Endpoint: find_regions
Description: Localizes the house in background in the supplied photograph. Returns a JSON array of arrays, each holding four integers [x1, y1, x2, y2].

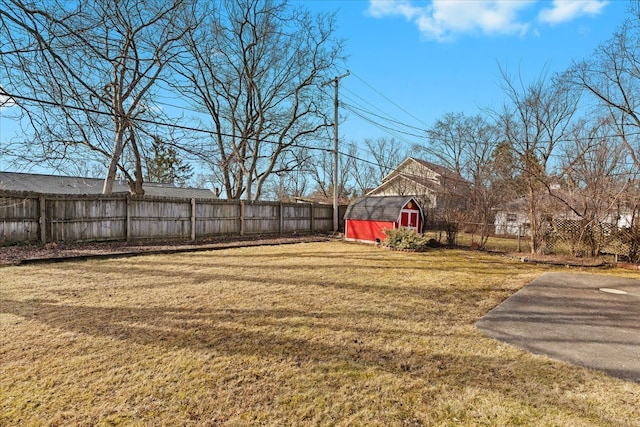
[[494, 191, 638, 238], [344, 195, 423, 243], [366, 157, 469, 223], [0, 171, 217, 198], [494, 198, 530, 236]]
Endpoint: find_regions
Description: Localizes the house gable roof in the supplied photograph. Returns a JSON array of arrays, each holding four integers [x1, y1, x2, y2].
[[345, 195, 421, 222], [0, 171, 216, 199], [380, 157, 466, 184], [412, 158, 466, 182], [366, 174, 438, 197], [368, 157, 468, 197]]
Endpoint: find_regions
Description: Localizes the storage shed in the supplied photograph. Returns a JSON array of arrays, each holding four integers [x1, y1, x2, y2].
[[344, 196, 423, 243]]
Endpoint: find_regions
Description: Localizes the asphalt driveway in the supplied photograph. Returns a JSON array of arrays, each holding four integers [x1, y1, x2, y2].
[[477, 272, 640, 383]]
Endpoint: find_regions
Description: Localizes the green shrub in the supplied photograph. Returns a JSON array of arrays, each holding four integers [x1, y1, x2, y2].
[[381, 228, 430, 250]]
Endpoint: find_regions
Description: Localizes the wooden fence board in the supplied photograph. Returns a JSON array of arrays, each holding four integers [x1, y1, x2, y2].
[[243, 202, 280, 234], [195, 201, 241, 236], [0, 191, 343, 245], [128, 198, 192, 240], [312, 205, 333, 232], [46, 196, 127, 242], [0, 195, 41, 243]]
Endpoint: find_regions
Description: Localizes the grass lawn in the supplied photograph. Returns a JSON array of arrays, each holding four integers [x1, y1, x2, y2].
[[1, 241, 640, 426]]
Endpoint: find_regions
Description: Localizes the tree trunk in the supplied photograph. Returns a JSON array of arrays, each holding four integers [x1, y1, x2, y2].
[[528, 184, 539, 254], [103, 120, 125, 194]]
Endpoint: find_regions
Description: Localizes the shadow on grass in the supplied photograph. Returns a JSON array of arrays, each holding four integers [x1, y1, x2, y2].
[[5, 296, 637, 423], [2, 296, 626, 425], [4, 247, 637, 424], [37, 248, 527, 308]]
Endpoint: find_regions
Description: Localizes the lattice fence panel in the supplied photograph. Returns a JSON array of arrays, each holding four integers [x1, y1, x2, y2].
[[546, 218, 632, 258]]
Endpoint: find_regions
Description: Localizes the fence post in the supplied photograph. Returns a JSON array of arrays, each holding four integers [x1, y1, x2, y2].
[[126, 195, 131, 242], [240, 200, 245, 237], [279, 202, 284, 235], [39, 195, 46, 244], [517, 226, 521, 252], [310, 203, 314, 233], [191, 198, 196, 241]]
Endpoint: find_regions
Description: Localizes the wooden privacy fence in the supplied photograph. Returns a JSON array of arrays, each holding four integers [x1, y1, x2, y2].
[[0, 191, 341, 245]]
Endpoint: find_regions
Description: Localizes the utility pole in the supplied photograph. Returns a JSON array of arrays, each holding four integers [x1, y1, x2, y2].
[[323, 71, 349, 233]]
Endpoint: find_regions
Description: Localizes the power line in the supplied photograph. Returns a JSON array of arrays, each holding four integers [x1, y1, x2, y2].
[[340, 86, 428, 134], [341, 101, 428, 139], [3, 90, 386, 167], [6, 91, 329, 148], [317, 70, 429, 154], [8, 90, 640, 176], [342, 97, 428, 134], [349, 70, 431, 128], [337, 69, 640, 159]]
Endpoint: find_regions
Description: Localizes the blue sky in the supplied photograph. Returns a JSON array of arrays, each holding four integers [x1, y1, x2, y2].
[[297, 0, 631, 157], [0, 0, 632, 174]]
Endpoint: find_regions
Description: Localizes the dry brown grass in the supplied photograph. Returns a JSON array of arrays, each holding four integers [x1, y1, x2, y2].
[[1, 241, 640, 426]]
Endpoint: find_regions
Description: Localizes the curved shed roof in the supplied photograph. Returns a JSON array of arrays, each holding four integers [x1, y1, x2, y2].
[[344, 195, 420, 222]]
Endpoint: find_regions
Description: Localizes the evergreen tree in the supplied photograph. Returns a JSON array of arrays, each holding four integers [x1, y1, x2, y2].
[[145, 136, 193, 187]]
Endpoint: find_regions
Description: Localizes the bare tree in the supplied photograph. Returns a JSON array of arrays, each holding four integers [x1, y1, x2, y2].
[[260, 147, 312, 201], [0, 0, 192, 194], [172, 0, 344, 200], [306, 142, 353, 201], [263, 171, 309, 201], [567, 2, 640, 169], [497, 67, 579, 254], [346, 137, 408, 196], [423, 112, 502, 248], [347, 144, 378, 197], [0, 85, 15, 107], [424, 112, 468, 176], [552, 117, 634, 256], [364, 137, 408, 181], [560, 3, 640, 259]]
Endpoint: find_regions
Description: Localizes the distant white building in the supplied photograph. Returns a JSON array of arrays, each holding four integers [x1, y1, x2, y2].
[[494, 195, 637, 237], [494, 199, 530, 236]]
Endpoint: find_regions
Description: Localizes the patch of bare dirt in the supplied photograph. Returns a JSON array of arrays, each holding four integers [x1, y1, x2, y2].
[[0, 233, 337, 266]]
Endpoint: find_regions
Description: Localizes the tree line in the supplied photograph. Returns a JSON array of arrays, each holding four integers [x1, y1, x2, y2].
[[1, 0, 344, 200], [3, 0, 640, 257], [419, 1, 640, 257]]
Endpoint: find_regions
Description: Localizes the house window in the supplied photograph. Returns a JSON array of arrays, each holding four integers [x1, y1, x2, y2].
[[506, 213, 517, 223]]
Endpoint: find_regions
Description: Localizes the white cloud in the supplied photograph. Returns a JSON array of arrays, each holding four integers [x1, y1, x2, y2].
[[0, 89, 15, 108], [427, 1, 533, 38], [367, 0, 607, 41], [538, 0, 608, 25], [368, 0, 420, 20]]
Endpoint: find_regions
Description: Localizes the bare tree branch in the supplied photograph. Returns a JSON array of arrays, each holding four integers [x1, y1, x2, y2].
[[171, 0, 344, 200]]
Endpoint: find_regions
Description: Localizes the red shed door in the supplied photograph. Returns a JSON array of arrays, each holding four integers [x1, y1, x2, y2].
[[400, 209, 420, 231]]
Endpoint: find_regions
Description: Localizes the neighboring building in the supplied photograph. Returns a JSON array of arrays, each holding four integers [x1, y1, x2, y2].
[[0, 171, 217, 198], [366, 157, 470, 223], [344, 195, 423, 243], [494, 194, 638, 237], [494, 198, 530, 236]]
